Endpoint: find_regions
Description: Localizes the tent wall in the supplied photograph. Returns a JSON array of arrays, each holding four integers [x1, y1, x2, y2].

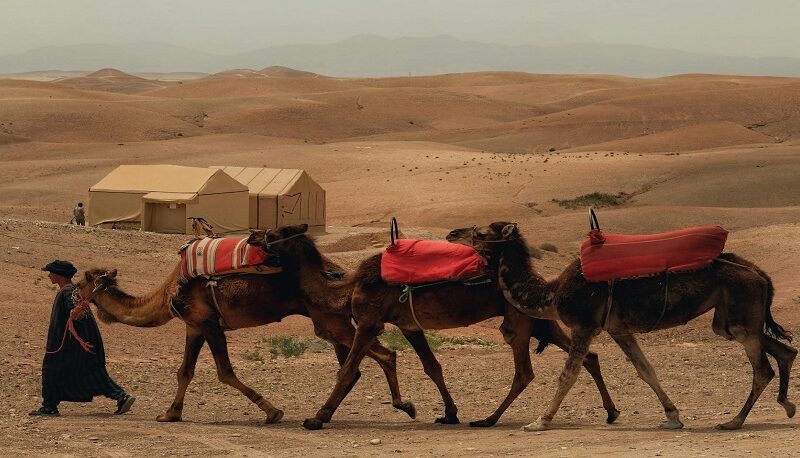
[[277, 172, 326, 228], [142, 202, 186, 234], [88, 191, 145, 226], [256, 195, 278, 229], [88, 165, 250, 234], [209, 166, 326, 230], [187, 191, 249, 235]]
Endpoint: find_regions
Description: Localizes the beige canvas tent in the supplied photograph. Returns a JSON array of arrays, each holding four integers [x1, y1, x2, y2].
[[210, 166, 326, 230], [88, 165, 249, 234]]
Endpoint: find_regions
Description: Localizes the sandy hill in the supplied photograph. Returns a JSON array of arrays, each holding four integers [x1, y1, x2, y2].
[[259, 66, 319, 78], [1, 70, 799, 149], [56, 67, 175, 94]]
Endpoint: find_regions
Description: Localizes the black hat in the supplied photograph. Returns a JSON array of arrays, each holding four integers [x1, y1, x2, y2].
[[42, 260, 77, 279]]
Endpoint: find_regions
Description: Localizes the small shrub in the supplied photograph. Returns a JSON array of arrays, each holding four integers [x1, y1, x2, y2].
[[380, 328, 496, 351], [263, 336, 310, 358], [436, 335, 497, 347], [539, 242, 558, 253], [379, 328, 411, 351], [242, 349, 264, 362], [552, 191, 631, 209]]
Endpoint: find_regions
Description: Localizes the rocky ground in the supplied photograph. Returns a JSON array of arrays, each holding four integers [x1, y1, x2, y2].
[[1, 219, 798, 457]]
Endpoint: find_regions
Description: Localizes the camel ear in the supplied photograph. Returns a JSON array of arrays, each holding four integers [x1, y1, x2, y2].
[[109, 269, 118, 278], [501, 223, 519, 239]]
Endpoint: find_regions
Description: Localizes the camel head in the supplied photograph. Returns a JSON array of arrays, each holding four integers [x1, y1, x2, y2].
[[448, 222, 521, 246], [75, 268, 120, 323], [247, 224, 309, 251], [76, 268, 119, 298], [446, 226, 476, 245], [247, 224, 320, 269], [449, 222, 529, 267]]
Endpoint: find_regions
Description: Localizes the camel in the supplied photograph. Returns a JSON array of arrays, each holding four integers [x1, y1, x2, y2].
[[75, 250, 417, 424], [461, 221, 797, 431], [247, 224, 619, 431]]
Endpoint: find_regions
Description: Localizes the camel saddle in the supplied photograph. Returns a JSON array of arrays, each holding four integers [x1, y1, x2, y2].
[[580, 224, 728, 282], [179, 236, 280, 283], [381, 239, 486, 284]]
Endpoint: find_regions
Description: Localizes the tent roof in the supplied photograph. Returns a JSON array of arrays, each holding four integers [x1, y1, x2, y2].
[[142, 192, 198, 203], [90, 165, 247, 194], [210, 166, 312, 196]]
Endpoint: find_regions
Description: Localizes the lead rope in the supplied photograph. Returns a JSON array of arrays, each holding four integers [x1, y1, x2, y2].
[[405, 288, 424, 331], [206, 279, 235, 330], [602, 279, 615, 331], [45, 281, 106, 355], [646, 270, 670, 333]]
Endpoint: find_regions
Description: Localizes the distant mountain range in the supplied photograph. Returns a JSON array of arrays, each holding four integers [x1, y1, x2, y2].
[[2, 34, 800, 77]]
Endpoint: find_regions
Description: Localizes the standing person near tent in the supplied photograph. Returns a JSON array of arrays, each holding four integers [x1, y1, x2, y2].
[[73, 203, 85, 226], [29, 260, 135, 417]]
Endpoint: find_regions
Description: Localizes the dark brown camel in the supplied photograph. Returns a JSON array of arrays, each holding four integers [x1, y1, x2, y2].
[[76, 253, 416, 423], [464, 221, 796, 431], [247, 224, 619, 430]]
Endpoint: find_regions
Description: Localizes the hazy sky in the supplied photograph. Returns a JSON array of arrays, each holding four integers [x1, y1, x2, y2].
[[2, 0, 799, 57]]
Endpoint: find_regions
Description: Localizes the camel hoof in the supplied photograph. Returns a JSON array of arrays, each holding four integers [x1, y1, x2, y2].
[[156, 413, 181, 422], [265, 409, 284, 424], [434, 415, 460, 425], [522, 419, 549, 432], [781, 401, 796, 418], [715, 420, 743, 431], [658, 420, 684, 430], [303, 418, 324, 430], [469, 418, 497, 428], [394, 401, 416, 419], [606, 408, 621, 424]]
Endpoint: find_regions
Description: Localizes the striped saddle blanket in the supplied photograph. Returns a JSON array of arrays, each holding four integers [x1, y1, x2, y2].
[[580, 225, 728, 282], [179, 237, 279, 283]]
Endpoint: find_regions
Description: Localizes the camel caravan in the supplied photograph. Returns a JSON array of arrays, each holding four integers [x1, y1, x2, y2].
[[74, 210, 796, 431]]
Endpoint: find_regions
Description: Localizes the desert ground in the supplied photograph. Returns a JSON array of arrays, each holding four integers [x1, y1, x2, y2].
[[1, 68, 799, 457]]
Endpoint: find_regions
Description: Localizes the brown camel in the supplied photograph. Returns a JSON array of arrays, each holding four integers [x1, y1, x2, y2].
[[75, 252, 417, 423], [463, 221, 796, 431], [247, 224, 619, 431]]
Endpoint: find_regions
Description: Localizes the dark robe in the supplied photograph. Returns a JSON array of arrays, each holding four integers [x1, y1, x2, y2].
[[41, 284, 125, 407]]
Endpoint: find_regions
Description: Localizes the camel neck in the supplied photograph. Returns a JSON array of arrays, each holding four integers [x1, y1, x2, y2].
[[91, 264, 180, 327], [496, 242, 551, 314]]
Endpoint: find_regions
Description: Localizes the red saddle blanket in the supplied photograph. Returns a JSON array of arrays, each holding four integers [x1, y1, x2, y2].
[[180, 237, 272, 283], [381, 239, 486, 284], [580, 226, 728, 282]]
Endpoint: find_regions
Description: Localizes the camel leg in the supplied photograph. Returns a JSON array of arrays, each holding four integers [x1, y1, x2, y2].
[[717, 332, 775, 430], [470, 316, 534, 427], [157, 327, 205, 422], [522, 326, 594, 432], [547, 322, 620, 424], [201, 323, 284, 424], [611, 334, 683, 429], [401, 329, 460, 424], [310, 310, 416, 419], [763, 334, 797, 418], [303, 323, 381, 430], [366, 342, 417, 419]]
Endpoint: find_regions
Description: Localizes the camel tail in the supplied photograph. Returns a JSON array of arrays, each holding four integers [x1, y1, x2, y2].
[[755, 265, 793, 342], [532, 319, 552, 354]]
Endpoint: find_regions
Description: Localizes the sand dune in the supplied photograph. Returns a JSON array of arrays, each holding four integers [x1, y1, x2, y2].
[[2, 70, 798, 151], [56, 68, 175, 94], [2, 69, 800, 457]]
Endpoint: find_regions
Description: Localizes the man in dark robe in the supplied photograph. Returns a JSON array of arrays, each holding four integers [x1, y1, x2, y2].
[[29, 260, 135, 417]]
